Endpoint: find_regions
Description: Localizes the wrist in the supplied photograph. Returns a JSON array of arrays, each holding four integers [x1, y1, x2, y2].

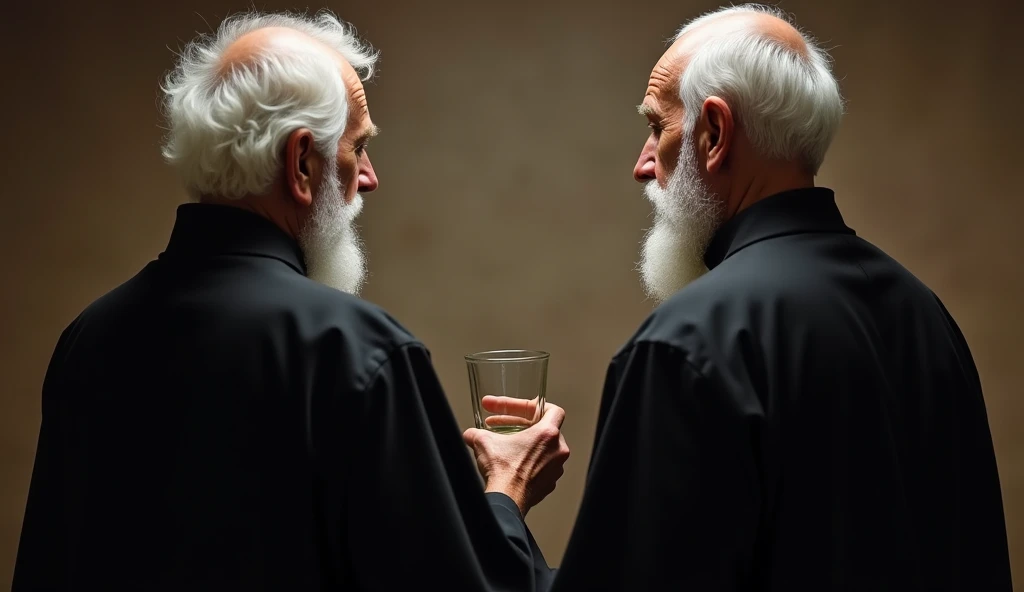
[[485, 477, 528, 516]]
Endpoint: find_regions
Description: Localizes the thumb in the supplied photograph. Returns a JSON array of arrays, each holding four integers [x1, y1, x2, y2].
[[463, 427, 488, 448]]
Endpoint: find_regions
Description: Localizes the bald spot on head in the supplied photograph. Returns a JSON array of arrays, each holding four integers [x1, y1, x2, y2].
[[645, 11, 809, 113], [217, 26, 369, 127]]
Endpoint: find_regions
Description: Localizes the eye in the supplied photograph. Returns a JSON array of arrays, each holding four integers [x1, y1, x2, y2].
[[647, 122, 663, 135], [355, 144, 366, 157]]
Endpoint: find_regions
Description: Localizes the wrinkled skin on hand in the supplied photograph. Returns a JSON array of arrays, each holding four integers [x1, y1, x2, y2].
[[463, 397, 570, 516]]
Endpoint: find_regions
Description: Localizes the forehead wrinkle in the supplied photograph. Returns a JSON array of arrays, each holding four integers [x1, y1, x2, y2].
[[349, 84, 368, 111], [650, 63, 676, 84], [646, 60, 681, 104]]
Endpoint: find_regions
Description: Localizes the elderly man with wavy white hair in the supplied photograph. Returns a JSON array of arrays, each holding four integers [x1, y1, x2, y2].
[[468, 4, 1013, 590], [13, 10, 569, 591]]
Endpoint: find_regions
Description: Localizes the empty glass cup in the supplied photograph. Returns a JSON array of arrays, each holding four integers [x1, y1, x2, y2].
[[465, 350, 548, 434]]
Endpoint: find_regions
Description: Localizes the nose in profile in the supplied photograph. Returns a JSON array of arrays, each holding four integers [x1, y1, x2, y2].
[[633, 137, 657, 183], [359, 153, 378, 193]]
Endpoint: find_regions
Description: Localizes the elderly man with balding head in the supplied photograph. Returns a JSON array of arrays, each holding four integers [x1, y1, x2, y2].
[[13, 10, 568, 591], [469, 4, 1013, 590]]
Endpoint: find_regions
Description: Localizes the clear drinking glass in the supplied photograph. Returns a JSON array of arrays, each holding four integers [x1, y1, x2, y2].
[[465, 350, 549, 434]]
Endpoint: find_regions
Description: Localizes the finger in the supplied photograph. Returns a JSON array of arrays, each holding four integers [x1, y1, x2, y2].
[[484, 415, 535, 428], [480, 395, 538, 419], [537, 402, 565, 429]]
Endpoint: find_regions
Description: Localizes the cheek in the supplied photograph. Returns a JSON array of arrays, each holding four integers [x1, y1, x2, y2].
[[336, 156, 359, 194], [655, 159, 672, 184], [654, 139, 682, 183]]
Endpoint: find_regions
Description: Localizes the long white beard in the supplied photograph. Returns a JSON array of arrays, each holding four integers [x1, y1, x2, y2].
[[639, 129, 724, 303], [298, 160, 366, 295]]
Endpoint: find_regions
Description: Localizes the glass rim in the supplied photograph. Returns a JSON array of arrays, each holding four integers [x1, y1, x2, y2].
[[465, 349, 550, 363]]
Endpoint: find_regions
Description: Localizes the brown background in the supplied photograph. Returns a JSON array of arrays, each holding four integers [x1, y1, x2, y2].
[[1, 0, 1021, 587]]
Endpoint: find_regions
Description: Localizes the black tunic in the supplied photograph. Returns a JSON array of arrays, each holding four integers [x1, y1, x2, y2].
[[14, 204, 544, 591], [550, 188, 1012, 591]]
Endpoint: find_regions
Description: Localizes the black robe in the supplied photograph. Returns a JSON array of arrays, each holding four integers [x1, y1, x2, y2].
[[550, 188, 1012, 591], [14, 204, 546, 591]]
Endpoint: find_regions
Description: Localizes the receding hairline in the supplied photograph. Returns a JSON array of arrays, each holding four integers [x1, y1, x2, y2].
[[672, 8, 811, 60], [216, 25, 353, 78]]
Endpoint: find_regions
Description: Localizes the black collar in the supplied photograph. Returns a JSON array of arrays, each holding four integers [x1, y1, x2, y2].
[[160, 203, 307, 275], [703, 187, 855, 270]]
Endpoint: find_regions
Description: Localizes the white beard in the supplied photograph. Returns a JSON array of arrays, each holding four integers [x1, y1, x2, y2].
[[298, 159, 366, 295], [639, 126, 724, 303]]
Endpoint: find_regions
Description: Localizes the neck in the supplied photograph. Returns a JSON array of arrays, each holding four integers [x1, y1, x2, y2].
[[199, 193, 302, 240], [727, 164, 815, 219]]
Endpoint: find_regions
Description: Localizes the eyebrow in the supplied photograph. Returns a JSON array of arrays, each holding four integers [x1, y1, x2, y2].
[[636, 104, 656, 117], [355, 124, 380, 145]]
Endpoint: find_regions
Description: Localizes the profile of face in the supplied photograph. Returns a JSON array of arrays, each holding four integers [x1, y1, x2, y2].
[[638, 119, 722, 303], [634, 44, 725, 303], [297, 59, 379, 296]]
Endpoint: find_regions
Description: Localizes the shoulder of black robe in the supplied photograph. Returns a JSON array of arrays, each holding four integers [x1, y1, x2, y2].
[[552, 189, 1011, 591], [13, 203, 547, 592], [344, 342, 551, 591]]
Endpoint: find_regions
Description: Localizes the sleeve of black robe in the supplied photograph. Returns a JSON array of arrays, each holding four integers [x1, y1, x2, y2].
[[344, 342, 549, 591], [487, 493, 557, 591], [550, 341, 763, 591], [12, 324, 75, 590]]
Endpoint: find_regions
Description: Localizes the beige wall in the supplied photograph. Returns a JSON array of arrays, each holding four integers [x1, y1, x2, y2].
[[2, 0, 1021, 586]]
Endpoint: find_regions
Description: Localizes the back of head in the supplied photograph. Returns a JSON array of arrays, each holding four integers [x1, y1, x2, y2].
[[676, 3, 844, 174], [160, 10, 378, 200]]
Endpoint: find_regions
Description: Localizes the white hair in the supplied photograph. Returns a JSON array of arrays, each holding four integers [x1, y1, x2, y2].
[[160, 10, 379, 199], [674, 3, 844, 174]]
